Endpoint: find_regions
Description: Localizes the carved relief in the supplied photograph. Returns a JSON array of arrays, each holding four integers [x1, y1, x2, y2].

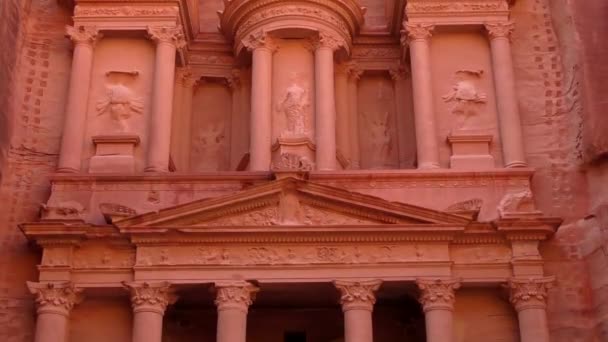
[[507, 277, 555, 311], [271, 153, 314, 172], [193, 125, 226, 171], [65, 25, 102, 45], [277, 83, 310, 138], [96, 83, 144, 132], [27, 282, 83, 314], [242, 30, 278, 51], [497, 189, 539, 217], [365, 111, 393, 168], [215, 282, 259, 311], [199, 206, 279, 226], [123, 282, 177, 313], [41, 248, 71, 267], [416, 278, 461, 311], [402, 23, 435, 43], [99, 202, 137, 223], [40, 201, 85, 220], [75, 6, 179, 17], [442, 70, 487, 129], [446, 198, 483, 212], [334, 280, 382, 311], [147, 26, 186, 48], [406, 1, 508, 14], [485, 21, 515, 40], [300, 205, 377, 225], [73, 246, 136, 269]]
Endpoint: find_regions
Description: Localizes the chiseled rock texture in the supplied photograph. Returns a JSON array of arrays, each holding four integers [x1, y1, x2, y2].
[[0, 0, 607, 341]]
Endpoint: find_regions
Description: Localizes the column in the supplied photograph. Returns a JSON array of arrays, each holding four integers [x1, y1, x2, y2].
[[229, 69, 243, 170], [416, 278, 461, 342], [243, 32, 276, 171], [485, 22, 527, 168], [145, 26, 185, 172], [27, 282, 83, 342], [508, 277, 555, 342], [347, 64, 363, 169], [335, 63, 351, 166], [180, 73, 198, 171], [334, 280, 382, 342], [215, 281, 259, 342], [314, 32, 343, 171], [390, 66, 415, 169], [124, 282, 177, 342], [403, 23, 440, 169], [57, 26, 101, 173]]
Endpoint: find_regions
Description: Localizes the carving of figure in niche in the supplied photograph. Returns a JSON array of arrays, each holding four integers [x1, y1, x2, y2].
[[366, 111, 393, 168], [96, 83, 144, 132], [277, 82, 310, 138], [194, 124, 225, 171], [442, 69, 487, 129]]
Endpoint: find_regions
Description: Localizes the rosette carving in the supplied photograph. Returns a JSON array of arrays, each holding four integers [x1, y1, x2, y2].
[[402, 23, 435, 43], [27, 282, 83, 315], [65, 25, 102, 46], [214, 281, 259, 312], [334, 280, 382, 311], [485, 21, 515, 40], [123, 281, 177, 314], [507, 277, 555, 311], [147, 25, 186, 48], [416, 278, 461, 312]]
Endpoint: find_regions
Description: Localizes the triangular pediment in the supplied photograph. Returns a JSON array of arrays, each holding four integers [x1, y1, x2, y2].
[[115, 178, 471, 228]]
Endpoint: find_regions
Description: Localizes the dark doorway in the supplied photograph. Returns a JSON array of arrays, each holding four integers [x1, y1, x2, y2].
[[284, 331, 306, 342]]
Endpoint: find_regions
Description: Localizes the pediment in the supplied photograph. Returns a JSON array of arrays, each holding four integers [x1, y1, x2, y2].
[[114, 178, 471, 228]]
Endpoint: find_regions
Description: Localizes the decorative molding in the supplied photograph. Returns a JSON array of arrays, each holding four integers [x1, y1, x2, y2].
[[74, 5, 179, 17], [334, 280, 382, 311], [27, 282, 83, 315], [416, 278, 461, 312], [214, 281, 259, 312], [123, 281, 177, 314], [485, 21, 515, 40], [65, 25, 102, 46], [406, 1, 509, 14], [147, 25, 186, 48], [271, 153, 314, 172], [507, 277, 555, 311]]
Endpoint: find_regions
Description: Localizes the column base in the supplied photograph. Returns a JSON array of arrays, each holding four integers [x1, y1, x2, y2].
[[447, 130, 495, 169], [417, 162, 441, 169], [56, 167, 80, 173], [505, 161, 528, 168], [89, 134, 140, 173]]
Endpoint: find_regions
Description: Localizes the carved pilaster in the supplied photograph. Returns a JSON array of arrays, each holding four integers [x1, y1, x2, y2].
[[242, 30, 278, 52], [416, 278, 461, 312], [507, 277, 555, 311], [402, 23, 435, 43], [227, 69, 242, 91], [214, 281, 259, 313], [27, 281, 83, 316], [312, 32, 346, 51], [65, 25, 102, 46], [485, 21, 515, 40], [124, 281, 177, 314], [147, 25, 186, 48], [334, 280, 382, 311]]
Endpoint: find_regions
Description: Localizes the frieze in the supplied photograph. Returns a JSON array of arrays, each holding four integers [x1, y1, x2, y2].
[[74, 6, 179, 17], [406, 1, 509, 14], [73, 246, 136, 269], [352, 46, 401, 59], [135, 244, 449, 266]]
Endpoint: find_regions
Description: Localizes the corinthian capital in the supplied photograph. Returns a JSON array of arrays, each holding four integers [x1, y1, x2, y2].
[[27, 281, 83, 315], [334, 280, 382, 311], [416, 278, 461, 312], [123, 281, 177, 314], [147, 25, 186, 48], [65, 25, 102, 46], [507, 276, 555, 311], [214, 281, 259, 312], [402, 23, 435, 43], [312, 32, 346, 51], [242, 30, 278, 52], [485, 21, 515, 40]]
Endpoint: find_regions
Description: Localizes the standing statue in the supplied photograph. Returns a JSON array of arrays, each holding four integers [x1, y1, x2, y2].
[[194, 124, 225, 171], [367, 111, 393, 168], [277, 83, 310, 137]]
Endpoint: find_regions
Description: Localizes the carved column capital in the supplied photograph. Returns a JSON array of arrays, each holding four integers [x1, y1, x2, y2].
[[416, 278, 461, 312], [485, 21, 515, 40], [334, 280, 382, 312], [402, 23, 435, 43], [312, 32, 346, 51], [227, 69, 242, 91], [507, 277, 555, 311], [27, 281, 83, 316], [147, 25, 186, 49], [65, 25, 102, 46], [243, 30, 278, 52], [176, 67, 198, 87], [346, 62, 363, 81], [389, 66, 410, 81], [214, 281, 259, 312], [123, 281, 177, 314]]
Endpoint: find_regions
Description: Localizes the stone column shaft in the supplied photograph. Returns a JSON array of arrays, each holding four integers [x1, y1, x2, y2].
[[335, 280, 381, 342], [145, 26, 184, 172], [347, 67, 362, 169], [508, 277, 554, 342], [57, 26, 101, 173], [229, 70, 243, 170], [390, 67, 413, 169], [404, 23, 440, 169], [215, 282, 258, 342], [417, 278, 461, 342], [125, 282, 176, 342], [486, 22, 527, 168], [335, 65, 350, 164], [246, 34, 275, 171], [27, 282, 83, 342], [180, 76, 196, 171]]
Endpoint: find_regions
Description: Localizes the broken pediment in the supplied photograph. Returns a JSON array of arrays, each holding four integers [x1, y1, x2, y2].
[[114, 177, 471, 228]]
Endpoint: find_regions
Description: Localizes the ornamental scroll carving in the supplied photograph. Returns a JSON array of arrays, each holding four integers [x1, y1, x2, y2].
[[74, 6, 179, 17], [123, 281, 177, 313], [334, 280, 382, 311], [402, 23, 434, 43], [416, 278, 461, 311], [485, 21, 515, 40], [507, 277, 555, 311], [147, 26, 186, 48], [27, 282, 83, 314], [214, 282, 259, 312], [406, 1, 508, 13], [65, 25, 102, 45], [312, 32, 346, 51], [242, 30, 278, 52]]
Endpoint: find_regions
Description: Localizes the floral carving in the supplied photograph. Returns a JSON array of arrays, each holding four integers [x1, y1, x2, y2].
[[485, 21, 515, 40], [147, 25, 186, 48], [416, 278, 461, 312], [402, 23, 435, 42], [334, 280, 382, 311], [65, 25, 102, 45], [312, 32, 345, 51], [75, 6, 179, 17], [96, 84, 144, 132], [201, 207, 279, 226], [406, 1, 508, 13], [507, 277, 555, 311], [215, 282, 259, 311], [242, 30, 278, 52], [271, 153, 314, 172], [123, 282, 176, 313], [27, 282, 83, 314]]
